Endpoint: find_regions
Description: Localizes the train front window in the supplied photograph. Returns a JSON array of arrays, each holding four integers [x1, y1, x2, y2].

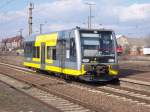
[[80, 31, 115, 57]]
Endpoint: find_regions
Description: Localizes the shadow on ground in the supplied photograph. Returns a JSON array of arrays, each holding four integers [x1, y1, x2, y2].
[[118, 68, 149, 78]]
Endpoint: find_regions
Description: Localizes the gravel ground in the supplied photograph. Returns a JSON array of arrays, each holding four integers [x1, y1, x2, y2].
[[0, 81, 58, 112], [118, 60, 150, 81], [1, 54, 150, 112], [0, 64, 150, 112], [0, 55, 23, 67]]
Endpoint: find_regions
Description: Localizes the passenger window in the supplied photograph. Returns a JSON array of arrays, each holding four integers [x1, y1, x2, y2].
[[36, 47, 40, 58], [25, 42, 33, 57], [70, 38, 76, 57], [47, 46, 56, 60], [47, 46, 52, 59], [52, 48, 56, 60], [69, 31, 76, 62], [33, 46, 40, 58]]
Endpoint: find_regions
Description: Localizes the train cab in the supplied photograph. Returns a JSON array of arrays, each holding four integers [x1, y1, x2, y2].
[[78, 29, 119, 81]]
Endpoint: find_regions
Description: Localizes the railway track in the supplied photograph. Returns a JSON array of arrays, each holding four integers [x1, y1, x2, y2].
[[0, 62, 101, 112], [0, 74, 92, 112], [0, 62, 150, 112], [119, 78, 150, 93], [70, 82, 150, 106]]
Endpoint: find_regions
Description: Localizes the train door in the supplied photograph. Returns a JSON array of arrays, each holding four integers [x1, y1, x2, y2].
[[58, 31, 77, 72], [56, 32, 66, 73], [41, 43, 45, 68]]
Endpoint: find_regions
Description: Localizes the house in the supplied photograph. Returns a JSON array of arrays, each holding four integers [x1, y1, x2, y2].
[[116, 35, 129, 48], [116, 35, 130, 54], [1, 36, 24, 51], [117, 35, 149, 55]]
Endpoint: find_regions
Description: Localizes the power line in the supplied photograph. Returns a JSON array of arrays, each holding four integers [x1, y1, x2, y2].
[[40, 24, 43, 34]]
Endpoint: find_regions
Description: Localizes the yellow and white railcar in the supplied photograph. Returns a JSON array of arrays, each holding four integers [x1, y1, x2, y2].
[[24, 27, 119, 81]]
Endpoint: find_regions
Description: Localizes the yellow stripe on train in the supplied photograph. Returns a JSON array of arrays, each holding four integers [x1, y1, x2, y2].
[[23, 62, 40, 68], [45, 65, 85, 76]]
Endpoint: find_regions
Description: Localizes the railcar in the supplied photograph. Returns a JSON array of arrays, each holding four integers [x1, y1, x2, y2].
[[24, 27, 119, 81]]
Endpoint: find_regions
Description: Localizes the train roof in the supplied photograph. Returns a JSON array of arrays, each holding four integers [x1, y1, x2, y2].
[[78, 28, 114, 32], [25, 27, 114, 42]]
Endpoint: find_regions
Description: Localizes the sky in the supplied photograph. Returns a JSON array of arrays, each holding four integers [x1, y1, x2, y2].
[[0, 0, 150, 40]]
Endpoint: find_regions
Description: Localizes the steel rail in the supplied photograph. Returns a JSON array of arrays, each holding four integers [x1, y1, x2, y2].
[[0, 62, 150, 109]]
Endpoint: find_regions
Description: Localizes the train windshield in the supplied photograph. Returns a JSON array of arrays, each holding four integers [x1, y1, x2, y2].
[[80, 31, 115, 57]]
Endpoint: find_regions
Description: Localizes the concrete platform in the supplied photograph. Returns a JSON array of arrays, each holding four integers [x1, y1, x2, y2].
[[0, 81, 58, 112]]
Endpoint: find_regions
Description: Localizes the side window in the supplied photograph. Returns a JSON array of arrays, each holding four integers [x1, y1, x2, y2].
[[33, 46, 36, 58], [33, 46, 40, 58], [36, 47, 40, 58], [70, 38, 76, 57], [47, 46, 52, 59], [47, 46, 56, 60], [70, 31, 76, 57], [25, 42, 33, 57], [37, 47, 40, 58], [65, 31, 70, 59], [66, 33, 70, 49], [52, 48, 56, 60]]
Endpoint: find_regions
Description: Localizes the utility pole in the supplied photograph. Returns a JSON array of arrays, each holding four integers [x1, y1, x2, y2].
[[40, 24, 43, 34], [85, 3, 96, 29], [88, 16, 90, 29], [18, 28, 23, 37], [28, 3, 34, 36], [40, 21, 47, 34]]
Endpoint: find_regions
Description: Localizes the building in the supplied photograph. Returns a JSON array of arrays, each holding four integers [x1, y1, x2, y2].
[[116, 35, 129, 47], [117, 35, 149, 55], [116, 35, 130, 54], [1, 36, 24, 51]]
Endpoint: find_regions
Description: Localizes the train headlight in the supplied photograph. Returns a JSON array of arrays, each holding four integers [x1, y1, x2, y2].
[[108, 59, 115, 63], [82, 59, 89, 63]]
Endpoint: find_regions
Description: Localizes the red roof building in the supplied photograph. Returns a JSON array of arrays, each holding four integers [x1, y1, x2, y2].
[[1, 36, 24, 51]]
